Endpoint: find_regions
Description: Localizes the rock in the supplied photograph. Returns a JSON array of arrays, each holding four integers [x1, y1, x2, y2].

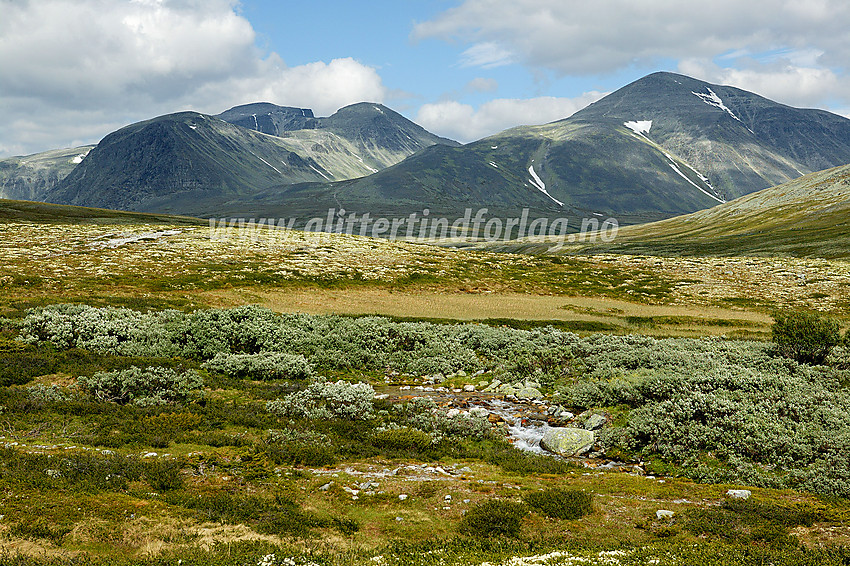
[[463, 384, 476, 392], [398, 494, 408, 501], [540, 427, 595, 456], [656, 510, 675, 520], [526, 380, 541, 389], [469, 407, 489, 417], [516, 387, 543, 400], [319, 482, 334, 491], [584, 414, 607, 430], [434, 373, 446, 383], [726, 489, 751, 499], [457, 370, 467, 377], [560, 411, 574, 420], [444, 495, 452, 501], [446, 408, 461, 418], [488, 413, 504, 423], [478, 381, 489, 388], [499, 385, 518, 396]]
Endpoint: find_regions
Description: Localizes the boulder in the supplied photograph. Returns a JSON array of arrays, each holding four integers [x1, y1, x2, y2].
[[656, 510, 675, 520], [516, 387, 544, 400], [540, 427, 595, 456], [726, 489, 751, 499], [584, 414, 607, 430]]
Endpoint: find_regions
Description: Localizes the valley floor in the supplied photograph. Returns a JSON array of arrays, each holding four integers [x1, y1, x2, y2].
[[1, 219, 850, 565]]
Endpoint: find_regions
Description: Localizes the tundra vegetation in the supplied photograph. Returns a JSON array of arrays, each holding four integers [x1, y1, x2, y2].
[[1, 219, 850, 565]]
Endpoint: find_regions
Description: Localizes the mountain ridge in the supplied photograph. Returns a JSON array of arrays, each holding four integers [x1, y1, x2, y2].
[[44, 102, 458, 213]]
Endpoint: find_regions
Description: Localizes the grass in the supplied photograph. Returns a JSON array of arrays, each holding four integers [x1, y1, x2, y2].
[[2, 216, 850, 564]]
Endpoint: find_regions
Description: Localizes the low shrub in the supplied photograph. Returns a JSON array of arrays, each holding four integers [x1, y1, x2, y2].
[[10, 519, 72, 545], [76, 366, 203, 406], [371, 426, 434, 451], [202, 352, 314, 380], [145, 459, 184, 491], [524, 487, 593, 520], [264, 441, 337, 467], [460, 499, 528, 538], [772, 309, 841, 365], [266, 379, 375, 420]]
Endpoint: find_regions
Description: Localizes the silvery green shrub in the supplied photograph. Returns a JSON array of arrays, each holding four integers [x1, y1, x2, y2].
[[266, 379, 375, 420], [557, 335, 850, 496], [19, 304, 182, 357], [202, 352, 314, 380], [76, 366, 203, 406], [26, 384, 70, 403]]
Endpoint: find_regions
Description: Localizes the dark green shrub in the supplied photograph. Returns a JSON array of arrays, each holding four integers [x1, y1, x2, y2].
[[459, 499, 527, 538], [524, 487, 593, 520], [332, 516, 360, 535], [145, 459, 184, 491], [772, 310, 841, 365], [371, 427, 433, 451], [10, 519, 71, 545], [264, 441, 337, 467]]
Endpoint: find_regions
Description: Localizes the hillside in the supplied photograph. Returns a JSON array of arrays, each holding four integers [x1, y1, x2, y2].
[[267, 72, 850, 224], [0, 146, 95, 201], [480, 163, 850, 258], [44, 103, 457, 214]]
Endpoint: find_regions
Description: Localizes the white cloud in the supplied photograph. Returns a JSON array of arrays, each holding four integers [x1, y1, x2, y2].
[[0, 0, 387, 156], [677, 58, 846, 109], [413, 0, 850, 75], [459, 42, 514, 68], [416, 92, 605, 142]]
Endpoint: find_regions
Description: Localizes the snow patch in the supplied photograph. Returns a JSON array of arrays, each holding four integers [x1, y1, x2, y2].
[[528, 165, 564, 207], [662, 151, 725, 204], [354, 154, 378, 173], [374, 105, 384, 114], [489, 161, 499, 168], [251, 152, 283, 175], [251, 114, 259, 130], [71, 151, 90, 164], [624, 120, 652, 135], [93, 230, 182, 249], [692, 87, 753, 132], [491, 146, 498, 150], [309, 164, 331, 180]]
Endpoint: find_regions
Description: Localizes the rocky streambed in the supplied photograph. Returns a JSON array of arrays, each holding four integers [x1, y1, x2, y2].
[[375, 383, 645, 474]]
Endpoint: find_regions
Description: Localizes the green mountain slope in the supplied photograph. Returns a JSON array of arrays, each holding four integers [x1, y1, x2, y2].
[[485, 163, 850, 258], [257, 72, 850, 224], [0, 198, 202, 224], [45, 103, 457, 214], [0, 146, 95, 201]]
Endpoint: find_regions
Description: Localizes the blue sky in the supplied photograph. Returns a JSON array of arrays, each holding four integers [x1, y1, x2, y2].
[[1, 0, 849, 157]]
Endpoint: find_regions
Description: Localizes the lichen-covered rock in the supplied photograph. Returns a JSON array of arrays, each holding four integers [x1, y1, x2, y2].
[[584, 414, 607, 430], [516, 387, 543, 400], [540, 427, 595, 456]]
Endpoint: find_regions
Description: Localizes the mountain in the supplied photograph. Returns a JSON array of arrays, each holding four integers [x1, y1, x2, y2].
[[41, 73, 850, 222], [0, 146, 95, 202], [44, 103, 457, 213], [252, 72, 850, 224], [482, 163, 850, 258]]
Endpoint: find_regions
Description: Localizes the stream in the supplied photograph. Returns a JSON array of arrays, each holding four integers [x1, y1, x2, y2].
[[377, 386, 559, 456]]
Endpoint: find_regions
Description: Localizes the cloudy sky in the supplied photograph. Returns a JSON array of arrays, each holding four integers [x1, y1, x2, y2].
[[2, 0, 849, 157]]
